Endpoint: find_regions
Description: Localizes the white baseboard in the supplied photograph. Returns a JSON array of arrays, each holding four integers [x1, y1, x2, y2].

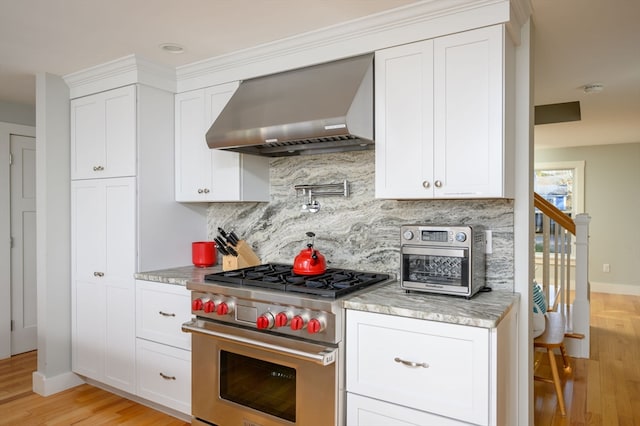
[[590, 281, 640, 296], [32, 370, 85, 396]]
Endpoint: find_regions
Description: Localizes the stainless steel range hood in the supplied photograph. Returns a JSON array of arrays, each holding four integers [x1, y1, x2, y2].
[[206, 54, 373, 157]]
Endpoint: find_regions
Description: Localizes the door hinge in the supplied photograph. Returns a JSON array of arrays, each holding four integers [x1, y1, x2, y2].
[[8, 153, 12, 166], [10, 236, 14, 248], [11, 320, 14, 331]]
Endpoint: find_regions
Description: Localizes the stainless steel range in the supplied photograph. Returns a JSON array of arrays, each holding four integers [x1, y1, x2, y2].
[[182, 263, 391, 426]]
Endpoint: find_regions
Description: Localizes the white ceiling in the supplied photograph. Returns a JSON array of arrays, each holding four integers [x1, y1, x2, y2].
[[1, 0, 638, 149]]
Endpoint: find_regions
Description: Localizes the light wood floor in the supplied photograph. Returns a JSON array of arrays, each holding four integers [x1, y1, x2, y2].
[[0, 351, 189, 425], [534, 291, 640, 425]]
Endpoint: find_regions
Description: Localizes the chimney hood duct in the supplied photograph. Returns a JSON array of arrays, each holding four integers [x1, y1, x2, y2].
[[206, 54, 374, 157]]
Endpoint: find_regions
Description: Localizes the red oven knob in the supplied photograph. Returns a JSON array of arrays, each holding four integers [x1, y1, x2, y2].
[[191, 298, 204, 311], [256, 313, 274, 329], [275, 312, 291, 327], [216, 302, 231, 316], [290, 315, 306, 331], [307, 318, 325, 334], [203, 300, 216, 313]]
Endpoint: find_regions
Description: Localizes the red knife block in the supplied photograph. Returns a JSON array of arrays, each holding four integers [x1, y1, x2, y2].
[[222, 240, 261, 271]]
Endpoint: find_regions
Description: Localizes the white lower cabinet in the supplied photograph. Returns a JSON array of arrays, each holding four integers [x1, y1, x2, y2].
[[347, 393, 470, 426], [136, 339, 191, 414], [346, 309, 518, 426], [135, 280, 192, 414], [72, 178, 136, 394]]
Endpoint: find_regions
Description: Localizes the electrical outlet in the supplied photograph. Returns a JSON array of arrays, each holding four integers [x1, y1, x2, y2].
[[485, 230, 493, 254], [603, 263, 610, 273]]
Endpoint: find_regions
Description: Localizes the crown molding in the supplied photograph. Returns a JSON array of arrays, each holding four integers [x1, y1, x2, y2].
[[176, 0, 528, 92], [63, 54, 176, 99]]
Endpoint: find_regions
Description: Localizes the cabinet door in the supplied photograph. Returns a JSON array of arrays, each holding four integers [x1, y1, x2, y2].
[[136, 339, 191, 414], [135, 280, 192, 350], [204, 83, 244, 201], [71, 177, 136, 392], [347, 393, 471, 426], [346, 310, 489, 425], [375, 40, 434, 199], [174, 90, 210, 201], [71, 85, 136, 180], [433, 25, 504, 197]]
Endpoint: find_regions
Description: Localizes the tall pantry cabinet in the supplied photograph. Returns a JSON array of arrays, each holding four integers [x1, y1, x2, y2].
[[70, 81, 205, 393]]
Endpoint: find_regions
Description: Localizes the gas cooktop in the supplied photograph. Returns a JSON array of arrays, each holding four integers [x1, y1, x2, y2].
[[204, 263, 389, 299]]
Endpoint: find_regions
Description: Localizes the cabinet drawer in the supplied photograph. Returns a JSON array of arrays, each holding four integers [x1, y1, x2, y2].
[[136, 280, 191, 349], [347, 393, 471, 426], [136, 339, 191, 414], [346, 310, 489, 425]]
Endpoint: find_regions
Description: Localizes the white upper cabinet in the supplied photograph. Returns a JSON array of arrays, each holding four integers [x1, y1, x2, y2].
[[375, 25, 513, 199], [175, 82, 270, 202], [71, 85, 136, 180]]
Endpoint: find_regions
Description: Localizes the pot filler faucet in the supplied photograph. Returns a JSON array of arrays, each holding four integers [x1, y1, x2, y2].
[[294, 180, 350, 213]]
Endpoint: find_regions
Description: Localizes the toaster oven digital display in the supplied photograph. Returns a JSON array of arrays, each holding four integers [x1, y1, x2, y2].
[[421, 230, 449, 242]]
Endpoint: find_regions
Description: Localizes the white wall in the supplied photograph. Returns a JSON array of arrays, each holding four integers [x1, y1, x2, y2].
[[0, 100, 36, 127], [33, 73, 83, 395], [536, 142, 640, 294]]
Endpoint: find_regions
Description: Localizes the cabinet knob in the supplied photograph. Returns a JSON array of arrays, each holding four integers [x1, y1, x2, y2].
[[93, 165, 104, 171], [93, 271, 104, 277], [197, 188, 204, 194], [422, 181, 431, 189], [434, 180, 443, 188], [203, 188, 210, 194]]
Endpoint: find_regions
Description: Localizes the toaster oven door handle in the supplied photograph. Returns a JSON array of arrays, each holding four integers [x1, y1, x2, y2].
[[402, 246, 467, 258], [182, 320, 337, 366]]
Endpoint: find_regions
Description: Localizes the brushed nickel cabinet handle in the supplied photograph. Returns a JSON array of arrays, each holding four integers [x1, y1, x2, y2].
[[158, 311, 176, 317], [93, 272, 104, 277], [394, 357, 429, 368], [159, 372, 176, 380]]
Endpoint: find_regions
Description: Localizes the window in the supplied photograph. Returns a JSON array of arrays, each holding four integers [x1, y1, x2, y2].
[[534, 161, 585, 254]]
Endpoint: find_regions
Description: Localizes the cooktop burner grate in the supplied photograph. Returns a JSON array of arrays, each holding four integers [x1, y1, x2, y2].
[[204, 264, 389, 298]]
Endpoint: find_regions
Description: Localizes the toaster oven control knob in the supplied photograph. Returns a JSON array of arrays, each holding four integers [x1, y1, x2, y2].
[[290, 315, 306, 331], [203, 300, 216, 313], [307, 318, 325, 334], [455, 232, 467, 242], [256, 312, 275, 329], [403, 230, 414, 241], [275, 312, 291, 327], [191, 298, 204, 311], [216, 302, 232, 316]]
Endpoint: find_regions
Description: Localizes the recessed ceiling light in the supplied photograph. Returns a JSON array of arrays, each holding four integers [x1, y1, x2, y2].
[[583, 83, 604, 94], [159, 43, 185, 54]]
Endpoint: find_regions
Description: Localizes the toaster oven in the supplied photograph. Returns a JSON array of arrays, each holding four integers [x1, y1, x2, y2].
[[400, 225, 486, 298]]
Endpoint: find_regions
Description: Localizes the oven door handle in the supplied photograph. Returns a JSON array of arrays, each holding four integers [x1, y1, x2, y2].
[[182, 320, 337, 366], [402, 246, 467, 258]]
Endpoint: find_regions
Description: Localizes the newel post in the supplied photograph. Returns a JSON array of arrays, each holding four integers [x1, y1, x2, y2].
[[567, 213, 591, 358]]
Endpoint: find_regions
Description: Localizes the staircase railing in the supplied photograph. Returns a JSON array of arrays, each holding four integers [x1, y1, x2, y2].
[[534, 192, 591, 358]]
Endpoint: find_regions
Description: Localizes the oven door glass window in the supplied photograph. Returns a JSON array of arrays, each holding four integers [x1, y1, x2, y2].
[[403, 253, 468, 287], [220, 350, 296, 422]]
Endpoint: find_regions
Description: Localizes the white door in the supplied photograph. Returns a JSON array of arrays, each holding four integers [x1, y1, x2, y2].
[[10, 134, 37, 355]]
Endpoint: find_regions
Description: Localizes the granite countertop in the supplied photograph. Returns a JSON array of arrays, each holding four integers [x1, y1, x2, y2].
[[135, 266, 519, 329], [134, 265, 222, 286], [343, 281, 520, 329]]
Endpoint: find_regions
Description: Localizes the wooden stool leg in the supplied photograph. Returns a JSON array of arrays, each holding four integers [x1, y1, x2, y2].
[[547, 348, 566, 416], [559, 343, 572, 373]]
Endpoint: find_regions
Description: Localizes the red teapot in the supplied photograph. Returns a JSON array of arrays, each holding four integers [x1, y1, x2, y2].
[[293, 232, 327, 276]]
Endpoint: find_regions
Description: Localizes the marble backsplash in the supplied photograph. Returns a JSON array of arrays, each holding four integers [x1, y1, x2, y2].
[[207, 150, 514, 290]]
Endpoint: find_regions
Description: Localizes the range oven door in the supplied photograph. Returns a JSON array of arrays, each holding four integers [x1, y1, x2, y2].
[[183, 319, 339, 426], [400, 246, 471, 296]]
